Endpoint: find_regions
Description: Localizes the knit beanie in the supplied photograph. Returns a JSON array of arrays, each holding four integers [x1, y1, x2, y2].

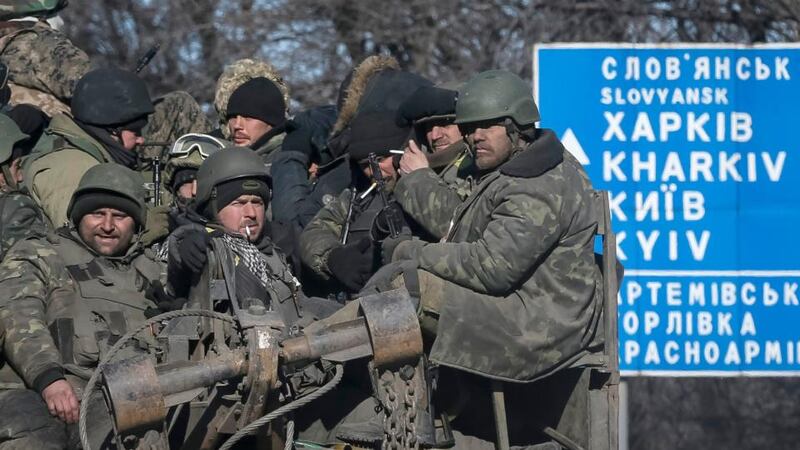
[[347, 111, 411, 162], [226, 77, 287, 127], [69, 192, 145, 230], [208, 177, 271, 217]]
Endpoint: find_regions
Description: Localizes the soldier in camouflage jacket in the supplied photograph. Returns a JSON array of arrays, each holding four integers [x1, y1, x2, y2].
[[391, 70, 603, 384], [0, 112, 47, 260], [0, 163, 162, 449]]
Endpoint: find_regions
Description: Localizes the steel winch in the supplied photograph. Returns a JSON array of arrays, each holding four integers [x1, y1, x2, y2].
[[99, 288, 423, 448]]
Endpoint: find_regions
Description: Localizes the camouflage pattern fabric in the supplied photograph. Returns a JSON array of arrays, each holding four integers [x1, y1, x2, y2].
[[0, 21, 89, 116], [141, 91, 213, 145], [394, 142, 475, 240], [0, 229, 160, 391], [298, 188, 350, 280], [392, 130, 603, 382], [0, 187, 48, 260]]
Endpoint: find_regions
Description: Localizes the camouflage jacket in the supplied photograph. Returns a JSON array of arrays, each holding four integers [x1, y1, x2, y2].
[[0, 20, 90, 116], [299, 187, 361, 281], [141, 91, 213, 145], [0, 229, 162, 393], [0, 186, 48, 260], [394, 129, 603, 382], [395, 142, 475, 240], [23, 113, 113, 227]]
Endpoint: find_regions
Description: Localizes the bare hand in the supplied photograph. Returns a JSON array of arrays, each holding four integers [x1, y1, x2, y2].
[[42, 379, 79, 424], [399, 140, 429, 175]]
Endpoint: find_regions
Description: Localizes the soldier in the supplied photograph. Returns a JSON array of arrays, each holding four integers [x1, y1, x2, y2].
[[23, 67, 154, 227], [0, 0, 89, 117], [299, 110, 421, 297], [376, 69, 604, 448], [212, 59, 290, 166], [270, 104, 339, 228], [394, 83, 474, 240], [0, 163, 163, 448], [0, 113, 47, 260], [223, 77, 288, 167], [141, 91, 213, 146], [143, 133, 230, 257], [270, 55, 402, 233], [165, 147, 335, 324], [163, 133, 229, 206]]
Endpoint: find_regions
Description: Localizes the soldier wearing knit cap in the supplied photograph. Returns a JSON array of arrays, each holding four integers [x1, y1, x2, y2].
[[299, 110, 420, 296], [225, 77, 288, 167]]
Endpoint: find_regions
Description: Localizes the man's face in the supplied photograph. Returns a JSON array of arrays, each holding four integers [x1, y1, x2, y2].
[[464, 122, 514, 170], [227, 115, 272, 147], [78, 208, 136, 256], [117, 129, 144, 151], [216, 194, 265, 242], [425, 123, 461, 152]]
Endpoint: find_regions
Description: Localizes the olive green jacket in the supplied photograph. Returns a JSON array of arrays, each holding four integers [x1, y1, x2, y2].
[[395, 142, 475, 240], [0, 229, 162, 392], [23, 113, 113, 227], [394, 130, 603, 382]]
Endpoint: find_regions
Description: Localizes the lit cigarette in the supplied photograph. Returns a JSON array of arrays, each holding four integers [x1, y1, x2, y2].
[[389, 149, 405, 155], [360, 182, 377, 199], [245, 225, 251, 238]]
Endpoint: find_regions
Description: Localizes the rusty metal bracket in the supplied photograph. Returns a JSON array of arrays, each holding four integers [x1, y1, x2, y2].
[[103, 355, 166, 435], [238, 326, 280, 427], [359, 288, 423, 369]]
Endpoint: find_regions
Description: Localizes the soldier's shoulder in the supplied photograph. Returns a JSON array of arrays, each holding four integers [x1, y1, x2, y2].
[[0, 188, 37, 204], [6, 232, 60, 257]]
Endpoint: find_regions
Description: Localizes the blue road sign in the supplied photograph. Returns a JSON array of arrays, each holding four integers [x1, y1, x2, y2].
[[534, 43, 800, 375]]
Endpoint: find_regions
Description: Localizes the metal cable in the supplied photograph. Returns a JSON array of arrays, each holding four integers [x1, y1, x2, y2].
[[284, 419, 295, 450], [79, 309, 236, 450], [220, 364, 344, 450]]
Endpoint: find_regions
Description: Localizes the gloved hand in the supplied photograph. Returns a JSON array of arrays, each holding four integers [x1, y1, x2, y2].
[[7, 103, 48, 136], [140, 204, 171, 247], [177, 229, 214, 273], [381, 227, 413, 265], [327, 238, 377, 292], [144, 280, 188, 318], [371, 202, 409, 241]]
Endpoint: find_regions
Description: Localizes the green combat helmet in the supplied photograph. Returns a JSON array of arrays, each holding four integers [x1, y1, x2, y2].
[[194, 146, 270, 213], [454, 69, 540, 126], [71, 68, 154, 127], [0, 0, 68, 20], [0, 113, 28, 165], [67, 163, 148, 229]]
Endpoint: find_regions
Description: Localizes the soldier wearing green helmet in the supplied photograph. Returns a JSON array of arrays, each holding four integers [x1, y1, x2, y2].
[[376, 69, 603, 448], [0, 162, 164, 449], [0, 112, 47, 260]]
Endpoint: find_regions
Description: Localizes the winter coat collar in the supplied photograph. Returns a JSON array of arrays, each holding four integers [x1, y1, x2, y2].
[[251, 124, 286, 157], [499, 128, 564, 178]]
